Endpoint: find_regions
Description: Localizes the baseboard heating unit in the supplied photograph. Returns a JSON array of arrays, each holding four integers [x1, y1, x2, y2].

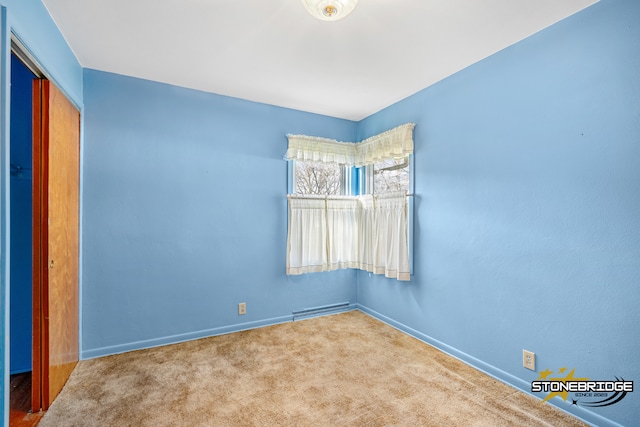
[[292, 302, 350, 321]]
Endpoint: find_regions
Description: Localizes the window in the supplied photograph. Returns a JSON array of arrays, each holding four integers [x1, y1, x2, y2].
[[293, 161, 350, 196], [374, 157, 410, 194], [284, 123, 415, 281], [358, 155, 412, 196]]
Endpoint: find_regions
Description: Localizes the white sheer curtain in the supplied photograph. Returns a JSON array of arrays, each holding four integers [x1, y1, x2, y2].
[[367, 192, 410, 281], [326, 197, 360, 271], [286, 196, 328, 275], [286, 193, 410, 281], [357, 195, 375, 273]]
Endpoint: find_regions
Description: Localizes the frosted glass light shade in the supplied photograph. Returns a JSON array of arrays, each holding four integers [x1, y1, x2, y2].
[[301, 0, 359, 21]]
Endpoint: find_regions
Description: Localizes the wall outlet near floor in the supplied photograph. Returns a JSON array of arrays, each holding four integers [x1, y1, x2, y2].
[[523, 350, 535, 370], [238, 302, 246, 315]]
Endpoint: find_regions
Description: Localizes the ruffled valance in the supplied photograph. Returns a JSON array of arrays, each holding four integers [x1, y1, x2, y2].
[[284, 123, 415, 167]]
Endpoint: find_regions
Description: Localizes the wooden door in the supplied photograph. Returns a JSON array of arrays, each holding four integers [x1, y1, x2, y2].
[[32, 79, 80, 411]]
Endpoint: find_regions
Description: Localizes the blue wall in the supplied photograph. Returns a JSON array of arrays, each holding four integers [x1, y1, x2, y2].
[[356, 0, 639, 426], [81, 69, 358, 357], [9, 53, 34, 374]]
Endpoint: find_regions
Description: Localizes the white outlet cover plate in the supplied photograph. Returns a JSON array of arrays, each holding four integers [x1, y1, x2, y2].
[[523, 350, 535, 370]]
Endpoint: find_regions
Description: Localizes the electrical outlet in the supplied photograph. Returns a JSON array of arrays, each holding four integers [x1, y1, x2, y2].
[[238, 302, 246, 315], [523, 350, 535, 371]]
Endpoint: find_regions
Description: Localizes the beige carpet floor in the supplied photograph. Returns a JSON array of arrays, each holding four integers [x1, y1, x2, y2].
[[39, 311, 587, 426]]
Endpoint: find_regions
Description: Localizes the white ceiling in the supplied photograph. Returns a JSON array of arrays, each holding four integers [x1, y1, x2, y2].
[[41, 0, 598, 121]]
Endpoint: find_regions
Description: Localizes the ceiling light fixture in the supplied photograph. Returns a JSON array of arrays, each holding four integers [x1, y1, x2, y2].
[[301, 0, 359, 21]]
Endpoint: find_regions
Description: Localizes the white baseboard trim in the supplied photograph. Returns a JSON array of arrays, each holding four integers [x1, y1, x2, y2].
[[81, 314, 293, 360], [81, 302, 358, 360]]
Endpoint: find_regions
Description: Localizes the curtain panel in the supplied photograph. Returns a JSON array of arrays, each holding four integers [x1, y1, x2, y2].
[[285, 123, 415, 167], [286, 193, 410, 281], [326, 197, 360, 271], [367, 192, 410, 281], [286, 196, 328, 275]]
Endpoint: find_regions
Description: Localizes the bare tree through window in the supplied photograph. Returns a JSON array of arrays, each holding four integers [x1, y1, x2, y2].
[[295, 161, 342, 195], [374, 157, 409, 193]]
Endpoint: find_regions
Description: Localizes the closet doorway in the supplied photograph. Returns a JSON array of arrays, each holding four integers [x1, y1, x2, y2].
[[9, 50, 38, 426], [9, 39, 80, 423]]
